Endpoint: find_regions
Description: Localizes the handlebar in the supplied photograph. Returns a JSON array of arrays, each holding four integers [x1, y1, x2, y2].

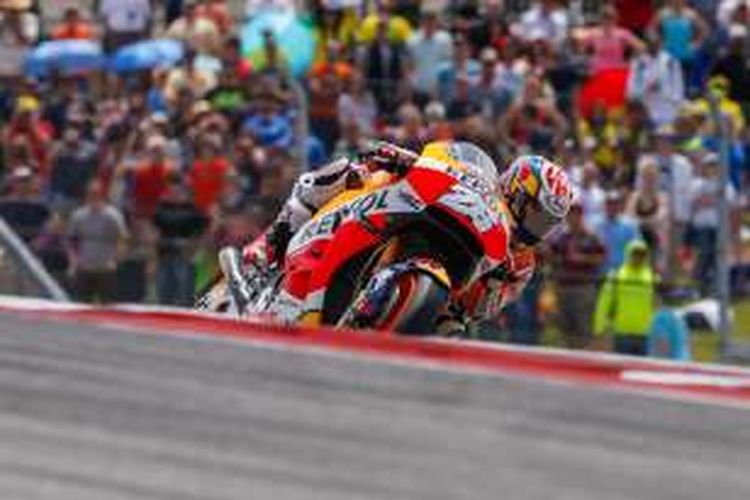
[[357, 142, 419, 175]]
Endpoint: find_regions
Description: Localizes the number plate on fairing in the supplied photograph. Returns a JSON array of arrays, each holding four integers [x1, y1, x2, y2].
[[436, 184, 499, 234]]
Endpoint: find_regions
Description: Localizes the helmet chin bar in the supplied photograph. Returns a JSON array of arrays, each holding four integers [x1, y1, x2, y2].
[[516, 225, 541, 246]]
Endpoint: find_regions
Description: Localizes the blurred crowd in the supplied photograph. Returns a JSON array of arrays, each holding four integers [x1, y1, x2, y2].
[[0, 0, 748, 353]]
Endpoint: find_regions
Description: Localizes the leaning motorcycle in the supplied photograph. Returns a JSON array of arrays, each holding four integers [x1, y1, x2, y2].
[[197, 141, 510, 335]]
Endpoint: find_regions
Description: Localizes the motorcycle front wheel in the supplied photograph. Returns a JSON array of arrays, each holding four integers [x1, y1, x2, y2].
[[337, 259, 451, 335]]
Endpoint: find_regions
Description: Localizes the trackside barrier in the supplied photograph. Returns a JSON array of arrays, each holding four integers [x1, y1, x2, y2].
[[1, 296, 750, 409]]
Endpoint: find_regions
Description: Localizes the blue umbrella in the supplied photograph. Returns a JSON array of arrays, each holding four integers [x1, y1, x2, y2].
[[110, 39, 185, 73], [25, 40, 104, 77], [241, 11, 316, 78]]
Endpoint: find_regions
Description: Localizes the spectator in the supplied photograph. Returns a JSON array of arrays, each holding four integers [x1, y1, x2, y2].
[[232, 134, 265, 196], [446, 74, 481, 122], [357, 1, 413, 45], [385, 103, 428, 151], [578, 162, 606, 230], [153, 181, 208, 306], [596, 190, 641, 273], [207, 68, 248, 118], [711, 25, 750, 107], [51, 7, 96, 40], [333, 119, 369, 159], [0, 4, 38, 45], [32, 212, 70, 288], [577, 5, 645, 73], [337, 70, 377, 137], [688, 153, 737, 296], [498, 75, 566, 157], [594, 240, 658, 356], [406, 8, 453, 103], [130, 135, 177, 219], [308, 57, 345, 154], [549, 203, 606, 349], [693, 75, 746, 138], [99, 0, 152, 52], [197, 0, 233, 34], [48, 126, 98, 214], [638, 126, 694, 276], [242, 95, 294, 150], [67, 180, 128, 303], [164, 52, 219, 105], [252, 30, 291, 84], [166, 0, 221, 55], [627, 35, 685, 127], [0, 165, 49, 242], [474, 47, 511, 120], [625, 160, 669, 266], [577, 102, 621, 185], [189, 134, 231, 214], [312, 6, 357, 63], [165, 0, 184, 26], [648, 0, 709, 91], [512, 0, 569, 49], [436, 34, 480, 104], [3, 96, 52, 176], [359, 17, 407, 116], [618, 100, 654, 184]]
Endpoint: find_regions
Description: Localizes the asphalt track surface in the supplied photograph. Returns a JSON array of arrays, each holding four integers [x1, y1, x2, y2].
[[1, 313, 750, 500]]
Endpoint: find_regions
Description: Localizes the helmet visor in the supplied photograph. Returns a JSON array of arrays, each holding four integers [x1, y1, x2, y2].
[[521, 200, 563, 243]]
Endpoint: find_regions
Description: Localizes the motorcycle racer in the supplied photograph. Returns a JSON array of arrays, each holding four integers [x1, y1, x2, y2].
[[224, 142, 574, 334]]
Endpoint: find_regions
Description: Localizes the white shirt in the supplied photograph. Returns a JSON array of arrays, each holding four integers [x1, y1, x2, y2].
[[512, 5, 569, 48], [407, 29, 453, 95], [689, 177, 736, 228], [627, 50, 685, 126], [637, 153, 694, 223], [337, 92, 377, 136], [718, 0, 750, 27], [99, 0, 151, 32]]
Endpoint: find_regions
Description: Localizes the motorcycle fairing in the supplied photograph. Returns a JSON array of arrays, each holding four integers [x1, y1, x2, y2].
[[269, 146, 511, 324]]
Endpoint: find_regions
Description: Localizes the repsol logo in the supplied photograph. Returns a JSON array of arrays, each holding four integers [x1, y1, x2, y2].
[[299, 190, 389, 242]]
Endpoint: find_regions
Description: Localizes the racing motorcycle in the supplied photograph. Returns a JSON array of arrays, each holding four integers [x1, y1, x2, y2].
[[198, 141, 511, 335]]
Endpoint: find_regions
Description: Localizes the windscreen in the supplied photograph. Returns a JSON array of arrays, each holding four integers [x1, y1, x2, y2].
[[446, 142, 500, 195]]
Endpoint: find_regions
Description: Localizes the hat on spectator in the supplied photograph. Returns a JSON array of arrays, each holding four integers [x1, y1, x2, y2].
[[424, 101, 446, 122], [151, 112, 169, 125], [701, 152, 720, 166], [146, 135, 167, 151], [605, 190, 624, 204], [729, 24, 748, 39], [11, 166, 33, 181], [654, 124, 676, 138], [16, 95, 39, 113], [189, 100, 212, 121], [708, 75, 730, 93], [480, 47, 498, 64], [420, 2, 441, 17], [0, 0, 32, 11]]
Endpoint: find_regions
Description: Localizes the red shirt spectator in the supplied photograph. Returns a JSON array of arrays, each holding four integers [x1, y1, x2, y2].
[[190, 137, 230, 213], [3, 97, 53, 177], [51, 7, 96, 40], [132, 138, 175, 218]]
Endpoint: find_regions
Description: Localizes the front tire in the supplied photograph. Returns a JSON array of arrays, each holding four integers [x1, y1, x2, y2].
[[338, 261, 451, 335]]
